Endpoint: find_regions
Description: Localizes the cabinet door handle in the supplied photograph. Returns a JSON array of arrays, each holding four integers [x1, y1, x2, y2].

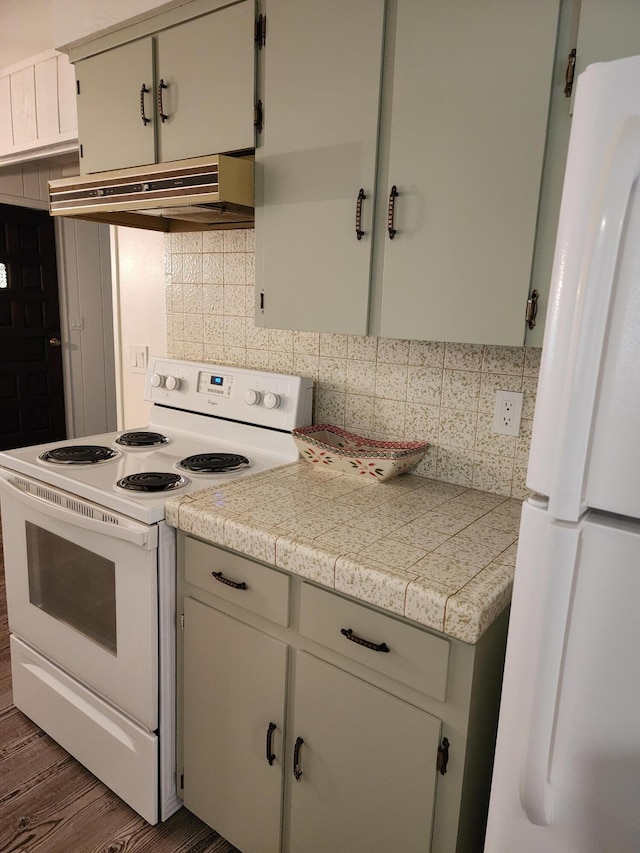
[[355, 188, 366, 240], [266, 722, 277, 765], [387, 185, 399, 239], [158, 79, 169, 123], [293, 736, 304, 780], [437, 737, 450, 775], [340, 627, 390, 653], [211, 570, 247, 590], [140, 84, 151, 126]]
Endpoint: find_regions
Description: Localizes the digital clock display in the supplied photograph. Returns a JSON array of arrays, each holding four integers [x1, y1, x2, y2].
[[211, 376, 224, 386]]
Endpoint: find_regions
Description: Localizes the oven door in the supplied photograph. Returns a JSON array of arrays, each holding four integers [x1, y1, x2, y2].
[[0, 471, 159, 730]]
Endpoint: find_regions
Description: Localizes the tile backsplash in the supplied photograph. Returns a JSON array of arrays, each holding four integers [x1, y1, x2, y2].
[[165, 229, 539, 499]]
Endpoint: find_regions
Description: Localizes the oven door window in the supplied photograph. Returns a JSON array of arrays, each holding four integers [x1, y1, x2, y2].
[[25, 521, 117, 654]]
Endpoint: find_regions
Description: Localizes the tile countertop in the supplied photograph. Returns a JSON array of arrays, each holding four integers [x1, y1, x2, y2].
[[166, 461, 521, 644]]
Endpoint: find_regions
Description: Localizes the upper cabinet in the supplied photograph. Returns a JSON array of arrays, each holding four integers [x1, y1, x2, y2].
[[255, 0, 385, 335], [255, 0, 561, 344], [373, 0, 560, 346], [526, 0, 640, 345], [74, 1, 255, 174]]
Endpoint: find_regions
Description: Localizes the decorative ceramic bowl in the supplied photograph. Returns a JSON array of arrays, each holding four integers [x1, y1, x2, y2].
[[292, 424, 428, 481]]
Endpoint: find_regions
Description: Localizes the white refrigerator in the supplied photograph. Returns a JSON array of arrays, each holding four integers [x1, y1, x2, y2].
[[485, 55, 640, 852]]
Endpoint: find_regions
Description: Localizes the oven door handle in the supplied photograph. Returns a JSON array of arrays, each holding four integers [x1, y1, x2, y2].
[[0, 473, 158, 550]]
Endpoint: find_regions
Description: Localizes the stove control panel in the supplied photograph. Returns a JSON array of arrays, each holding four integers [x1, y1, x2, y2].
[[145, 357, 314, 431], [197, 371, 234, 398]]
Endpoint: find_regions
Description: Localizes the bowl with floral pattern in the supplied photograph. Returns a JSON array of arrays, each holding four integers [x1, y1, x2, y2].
[[291, 424, 428, 481]]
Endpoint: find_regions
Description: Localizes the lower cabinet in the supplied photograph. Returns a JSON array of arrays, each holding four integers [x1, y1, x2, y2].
[[183, 597, 441, 853], [178, 535, 508, 853], [287, 652, 441, 853], [182, 597, 287, 853]]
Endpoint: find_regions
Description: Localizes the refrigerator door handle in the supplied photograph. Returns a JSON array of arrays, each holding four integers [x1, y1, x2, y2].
[[520, 522, 581, 825], [549, 116, 640, 520]]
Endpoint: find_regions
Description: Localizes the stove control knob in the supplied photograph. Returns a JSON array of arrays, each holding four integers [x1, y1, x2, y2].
[[244, 388, 262, 406], [263, 392, 281, 410], [151, 373, 165, 388], [165, 375, 182, 391]]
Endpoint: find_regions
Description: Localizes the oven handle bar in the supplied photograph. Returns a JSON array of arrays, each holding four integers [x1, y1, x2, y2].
[[0, 473, 157, 550]]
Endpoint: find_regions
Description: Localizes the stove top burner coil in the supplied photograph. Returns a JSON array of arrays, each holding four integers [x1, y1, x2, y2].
[[40, 445, 119, 464], [116, 431, 169, 447], [117, 472, 188, 492], [178, 453, 251, 474]]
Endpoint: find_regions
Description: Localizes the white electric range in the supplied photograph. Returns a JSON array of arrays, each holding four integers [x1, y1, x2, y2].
[[0, 357, 313, 824]]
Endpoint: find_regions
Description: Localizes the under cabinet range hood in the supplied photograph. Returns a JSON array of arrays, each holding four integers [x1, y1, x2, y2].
[[48, 155, 254, 232]]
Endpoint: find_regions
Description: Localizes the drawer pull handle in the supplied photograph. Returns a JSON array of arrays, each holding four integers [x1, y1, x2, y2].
[[340, 627, 390, 653], [266, 722, 277, 766], [293, 736, 304, 780], [355, 188, 366, 240], [211, 571, 247, 590]]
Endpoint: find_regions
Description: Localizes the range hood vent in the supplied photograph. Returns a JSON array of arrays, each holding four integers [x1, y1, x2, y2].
[[48, 155, 254, 232]]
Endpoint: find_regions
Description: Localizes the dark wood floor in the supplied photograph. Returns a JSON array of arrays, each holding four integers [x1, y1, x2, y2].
[[0, 526, 240, 853]]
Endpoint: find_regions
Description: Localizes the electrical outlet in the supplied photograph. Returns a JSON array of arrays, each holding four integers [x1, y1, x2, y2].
[[492, 390, 523, 436]]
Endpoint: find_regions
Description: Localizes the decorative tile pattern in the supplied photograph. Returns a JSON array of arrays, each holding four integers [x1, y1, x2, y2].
[[164, 229, 542, 499], [166, 461, 522, 642]]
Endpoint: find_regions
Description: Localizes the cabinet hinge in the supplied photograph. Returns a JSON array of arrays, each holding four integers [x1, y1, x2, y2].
[[76, 80, 80, 95], [260, 290, 265, 313], [255, 13, 266, 48], [564, 48, 577, 97], [180, 772, 184, 789], [254, 99, 264, 134], [526, 289, 539, 330], [180, 613, 185, 630], [437, 737, 450, 775], [80, 144, 83, 159]]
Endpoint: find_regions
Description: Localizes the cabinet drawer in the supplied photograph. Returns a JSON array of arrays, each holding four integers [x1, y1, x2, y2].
[[184, 538, 290, 627], [299, 583, 450, 701]]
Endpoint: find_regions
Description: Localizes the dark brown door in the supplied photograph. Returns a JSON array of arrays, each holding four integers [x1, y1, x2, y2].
[[0, 203, 66, 449]]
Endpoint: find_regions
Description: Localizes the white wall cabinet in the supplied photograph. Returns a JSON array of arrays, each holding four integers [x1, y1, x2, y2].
[[178, 535, 509, 853], [256, 0, 561, 345], [0, 50, 77, 167], [74, 1, 255, 174]]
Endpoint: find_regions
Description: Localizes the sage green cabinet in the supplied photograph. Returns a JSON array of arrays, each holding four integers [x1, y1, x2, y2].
[[182, 597, 287, 853], [178, 535, 510, 853], [256, 0, 561, 345], [288, 652, 441, 853], [255, 0, 386, 334], [372, 0, 560, 345], [75, 2, 255, 174], [526, 0, 640, 345]]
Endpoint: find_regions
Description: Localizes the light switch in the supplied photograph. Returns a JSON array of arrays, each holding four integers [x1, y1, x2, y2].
[[130, 345, 148, 374]]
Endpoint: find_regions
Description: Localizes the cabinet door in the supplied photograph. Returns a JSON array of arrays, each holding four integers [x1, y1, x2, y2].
[[76, 38, 156, 174], [255, 0, 385, 334], [376, 0, 560, 345], [527, 0, 640, 347], [182, 597, 287, 853], [573, 0, 640, 80], [156, 2, 255, 164], [288, 652, 442, 853]]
